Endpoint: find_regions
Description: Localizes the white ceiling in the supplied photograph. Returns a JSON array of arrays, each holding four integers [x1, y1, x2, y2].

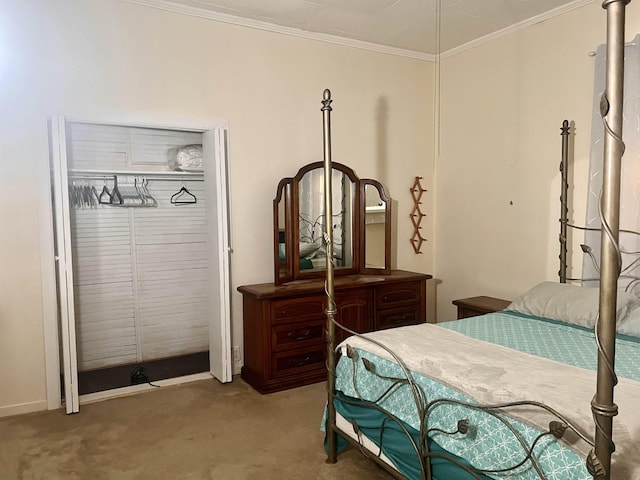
[[140, 0, 591, 56]]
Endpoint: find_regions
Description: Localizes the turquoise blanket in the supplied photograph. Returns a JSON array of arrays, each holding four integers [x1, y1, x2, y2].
[[439, 311, 640, 381]]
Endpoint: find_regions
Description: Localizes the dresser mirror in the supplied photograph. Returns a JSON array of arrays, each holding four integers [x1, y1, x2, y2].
[[274, 162, 391, 284], [362, 179, 391, 273]]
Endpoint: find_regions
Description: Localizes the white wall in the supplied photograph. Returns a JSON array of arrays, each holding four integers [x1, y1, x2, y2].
[[435, 1, 640, 320], [0, 0, 434, 415]]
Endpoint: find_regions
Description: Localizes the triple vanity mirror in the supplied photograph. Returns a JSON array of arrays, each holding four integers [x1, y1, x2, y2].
[[273, 162, 391, 284]]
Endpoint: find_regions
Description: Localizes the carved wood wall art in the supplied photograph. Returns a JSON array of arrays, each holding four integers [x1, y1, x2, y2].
[[410, 176, 427, 254]]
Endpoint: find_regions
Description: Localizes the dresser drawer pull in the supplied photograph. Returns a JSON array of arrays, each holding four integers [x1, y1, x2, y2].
[[289, 355, 312, 367], [288, 329, 311, 341], [389, 314, 412, 324], [273, 300, 325, 319], [379, 290, 418, 305]]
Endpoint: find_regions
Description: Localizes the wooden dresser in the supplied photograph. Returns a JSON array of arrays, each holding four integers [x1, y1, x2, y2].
[[238, 270, 432, 393]]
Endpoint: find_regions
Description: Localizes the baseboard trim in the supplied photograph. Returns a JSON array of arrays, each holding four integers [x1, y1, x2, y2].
[[79, 372, 214, 405], [0, 373, 218, 417], [0, 399, 48, 418]]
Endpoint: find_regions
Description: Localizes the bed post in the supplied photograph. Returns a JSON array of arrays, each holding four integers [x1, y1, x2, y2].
[[322, 89, 338, 464], [590, 1, 629, 479], [559, 119, 570, 283]]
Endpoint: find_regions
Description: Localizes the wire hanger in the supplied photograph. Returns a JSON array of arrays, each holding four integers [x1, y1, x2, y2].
[[137, 177, 157, 207], [170, 182, 197, 205]]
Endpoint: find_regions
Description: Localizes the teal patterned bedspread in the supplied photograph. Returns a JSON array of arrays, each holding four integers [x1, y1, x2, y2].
[[332, 312, 640, 480], [439, 311, 640, 381]]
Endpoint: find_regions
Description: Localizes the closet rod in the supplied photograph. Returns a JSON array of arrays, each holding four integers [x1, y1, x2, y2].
[[69, 169, 204, 182]]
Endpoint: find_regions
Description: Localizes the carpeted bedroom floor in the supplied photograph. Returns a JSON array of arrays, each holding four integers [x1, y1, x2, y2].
[[0, 377, 392, 480]]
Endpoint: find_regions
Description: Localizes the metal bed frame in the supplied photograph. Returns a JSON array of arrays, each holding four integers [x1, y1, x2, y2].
[[322, 1, 632, 479]]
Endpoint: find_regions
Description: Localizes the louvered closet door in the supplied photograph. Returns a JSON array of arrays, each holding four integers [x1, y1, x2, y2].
[[134, 181, 209, 361], [72, 208, 138, 369], [69, 123, 139, 370]]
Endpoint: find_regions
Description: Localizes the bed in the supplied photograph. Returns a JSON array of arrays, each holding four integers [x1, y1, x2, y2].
[[320, 2, 635, 479], [324, 291, 640, 479]]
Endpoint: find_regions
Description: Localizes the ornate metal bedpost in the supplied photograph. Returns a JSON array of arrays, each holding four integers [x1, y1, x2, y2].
[[559, 120, 570, 283], [589, 1, 630, 478], [322, 89, 338, 464]]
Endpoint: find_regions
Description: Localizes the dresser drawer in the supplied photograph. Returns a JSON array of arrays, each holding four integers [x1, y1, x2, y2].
[[375, 306, 421, 330], [272, 347, 325, 378], [271, 297, 326, 324], [375, 282, 422, 309], [271, 319, 325, 351]]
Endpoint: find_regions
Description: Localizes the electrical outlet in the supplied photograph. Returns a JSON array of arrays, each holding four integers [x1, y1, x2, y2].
[[232, 346, 241, 363]]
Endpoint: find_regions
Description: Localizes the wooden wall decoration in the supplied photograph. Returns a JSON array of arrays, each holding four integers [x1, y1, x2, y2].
[[410, 177, 427, 254]]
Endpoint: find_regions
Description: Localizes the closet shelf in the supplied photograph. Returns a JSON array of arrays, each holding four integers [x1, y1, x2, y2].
[[69, 168, 204, 181]]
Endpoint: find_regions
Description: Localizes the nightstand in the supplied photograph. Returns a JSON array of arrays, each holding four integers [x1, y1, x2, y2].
[[452, 296, 511, 319]]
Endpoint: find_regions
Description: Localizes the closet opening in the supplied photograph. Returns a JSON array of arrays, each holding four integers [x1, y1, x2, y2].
[[50, 118, 232, 412]]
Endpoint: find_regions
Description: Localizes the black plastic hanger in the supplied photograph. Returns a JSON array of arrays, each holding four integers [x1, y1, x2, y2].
[[98, 185, 111, 205], [170, 185, 197, 205], [110, 175, 123, 205]]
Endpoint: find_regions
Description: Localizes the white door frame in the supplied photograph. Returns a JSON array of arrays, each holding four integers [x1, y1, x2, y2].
[[45, 116, 232, 412]]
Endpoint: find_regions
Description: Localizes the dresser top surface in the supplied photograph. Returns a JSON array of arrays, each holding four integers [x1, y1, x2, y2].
[[238, 270, 431, 299]]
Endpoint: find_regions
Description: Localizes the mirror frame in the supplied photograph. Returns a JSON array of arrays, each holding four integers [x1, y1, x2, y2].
[[273, 162, 392, 284], [273, 177, 294, 284], [292, 162, 361, 280], [360, 179, 392, 275]]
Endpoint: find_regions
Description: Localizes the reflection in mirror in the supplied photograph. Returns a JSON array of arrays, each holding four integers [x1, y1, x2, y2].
[[364, 183, 386, 268], [299, 168, 354, 271]]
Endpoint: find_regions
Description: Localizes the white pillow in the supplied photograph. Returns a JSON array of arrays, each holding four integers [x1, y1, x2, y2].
[[506, 281, 640, 328], [617, 306, 640, 337]]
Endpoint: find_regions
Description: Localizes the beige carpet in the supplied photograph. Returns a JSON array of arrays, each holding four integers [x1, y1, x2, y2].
[[0, 378, 393, 480]]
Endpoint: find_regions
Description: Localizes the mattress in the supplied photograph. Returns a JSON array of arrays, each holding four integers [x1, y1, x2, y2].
[[327, 311, 640, 480]]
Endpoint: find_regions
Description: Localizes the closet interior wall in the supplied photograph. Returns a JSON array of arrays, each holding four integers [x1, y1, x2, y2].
[[67, 122, 209, 372]]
